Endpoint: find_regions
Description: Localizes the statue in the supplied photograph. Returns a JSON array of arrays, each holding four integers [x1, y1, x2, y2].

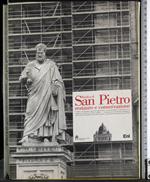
[[19, 43, 66, 145]]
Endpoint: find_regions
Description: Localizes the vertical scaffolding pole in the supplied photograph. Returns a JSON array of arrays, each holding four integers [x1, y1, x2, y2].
[[3, 4, 9, 178], [40, 2, 42, 43], [108, 1, 111, 89]]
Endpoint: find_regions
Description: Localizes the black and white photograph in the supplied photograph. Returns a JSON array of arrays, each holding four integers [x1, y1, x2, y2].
[[3, 0, 141, 180]]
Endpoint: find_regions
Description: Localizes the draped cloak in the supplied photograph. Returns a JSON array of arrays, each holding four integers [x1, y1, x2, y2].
[[19, 59, 66, 142]]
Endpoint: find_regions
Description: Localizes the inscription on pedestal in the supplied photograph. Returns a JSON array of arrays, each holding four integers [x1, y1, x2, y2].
[[29, 174, 49, 180]]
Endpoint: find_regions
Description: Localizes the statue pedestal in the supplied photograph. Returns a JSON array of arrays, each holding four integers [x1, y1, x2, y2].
[[12, 145, 72, 179]]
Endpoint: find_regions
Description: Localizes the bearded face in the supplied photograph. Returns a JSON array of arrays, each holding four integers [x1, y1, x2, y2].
[[36, 50, 46, 63]]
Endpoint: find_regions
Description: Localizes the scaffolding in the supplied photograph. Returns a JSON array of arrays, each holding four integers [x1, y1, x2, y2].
[[69, 141, 138, 177], [7, 0, 139, 179]]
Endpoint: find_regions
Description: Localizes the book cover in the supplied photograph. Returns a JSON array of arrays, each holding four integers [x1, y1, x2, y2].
[[3, 0, 141, 179]]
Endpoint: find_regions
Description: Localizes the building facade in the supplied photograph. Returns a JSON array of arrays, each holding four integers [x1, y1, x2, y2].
[[4, 1, 140, 179]]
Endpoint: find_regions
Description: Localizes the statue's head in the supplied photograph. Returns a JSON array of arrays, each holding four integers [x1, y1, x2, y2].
[[35, 43, 47, 63]]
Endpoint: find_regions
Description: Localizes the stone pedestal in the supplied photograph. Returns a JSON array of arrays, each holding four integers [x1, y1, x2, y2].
[[12, 145, 72, 179]]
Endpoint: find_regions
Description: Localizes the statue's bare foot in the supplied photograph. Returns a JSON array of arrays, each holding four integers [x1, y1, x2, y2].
[[44, 138, 50, 143], [18, 136, 28, 145], [51, 139, 59, 146]]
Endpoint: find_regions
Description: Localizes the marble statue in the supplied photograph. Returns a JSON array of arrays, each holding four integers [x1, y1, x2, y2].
[[19, 43, 66, 145]]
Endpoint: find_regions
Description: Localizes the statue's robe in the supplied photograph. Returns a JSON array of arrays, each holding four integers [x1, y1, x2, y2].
[[19, 59, 66, 142]]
